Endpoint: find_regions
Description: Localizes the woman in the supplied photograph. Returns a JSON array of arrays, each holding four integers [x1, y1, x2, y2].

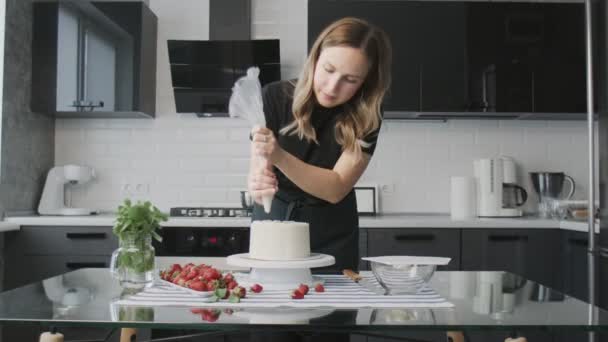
[[248, 17, 392, 273]]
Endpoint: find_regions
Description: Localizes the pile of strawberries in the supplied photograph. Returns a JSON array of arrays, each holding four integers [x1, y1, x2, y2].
[[290, 283, 325, 299], [159, 263, 263, 302]]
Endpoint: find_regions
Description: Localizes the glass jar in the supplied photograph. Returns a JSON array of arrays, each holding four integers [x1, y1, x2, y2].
[[110, 233, 155, 290]]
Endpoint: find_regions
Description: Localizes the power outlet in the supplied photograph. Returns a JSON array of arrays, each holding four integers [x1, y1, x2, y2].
[[121, 183, 150, 196], [380, 183, 395, 194]]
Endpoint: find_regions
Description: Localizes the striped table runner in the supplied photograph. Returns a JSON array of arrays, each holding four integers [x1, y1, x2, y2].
[[115, 273, 453, 308]]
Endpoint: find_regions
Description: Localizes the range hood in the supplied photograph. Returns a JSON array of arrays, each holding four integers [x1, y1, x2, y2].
[[168, 39, 280, 117]]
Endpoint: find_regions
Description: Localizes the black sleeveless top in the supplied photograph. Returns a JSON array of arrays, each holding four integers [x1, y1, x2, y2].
[[261, 80, 381, 204], [251, 80, 382, 272]]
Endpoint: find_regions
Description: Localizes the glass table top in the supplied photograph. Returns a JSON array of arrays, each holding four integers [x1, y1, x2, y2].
[[0, 268, 607, 333]]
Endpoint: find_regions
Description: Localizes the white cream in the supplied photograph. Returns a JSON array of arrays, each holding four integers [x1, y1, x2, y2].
[[249, 220, 311, 260]]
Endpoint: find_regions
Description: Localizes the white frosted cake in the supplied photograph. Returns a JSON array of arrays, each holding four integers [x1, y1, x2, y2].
[[249, 220, 311, 260]]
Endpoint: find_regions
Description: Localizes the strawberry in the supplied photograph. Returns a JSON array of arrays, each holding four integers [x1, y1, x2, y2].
[[205, 310, 220, 322], [176, 277, 188, 287], [250, 283, 263, 293], [184, 269, 199, 281], [227, 280, 238, 290], [202, 268, 221, 281], [314, 283, 325, 293], [224, 273, 235, 283], [290, 289, 304, 299], [169, 264, 182, 273], [189, 280, 207, 292], [298, 284, 309, 295], [232, 286, 246, 298], [190, 308, 205, 314]]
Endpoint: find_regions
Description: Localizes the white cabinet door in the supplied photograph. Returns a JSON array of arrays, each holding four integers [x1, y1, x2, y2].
[[55, 4, 117, 112], [85, 26, 116, 111], [56, 4, 79, 112]]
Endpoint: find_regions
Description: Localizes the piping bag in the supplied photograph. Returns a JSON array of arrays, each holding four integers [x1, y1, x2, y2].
[[228, 67, 273, 213]]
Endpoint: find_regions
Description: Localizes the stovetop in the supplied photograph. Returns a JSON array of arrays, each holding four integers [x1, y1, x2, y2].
[[169, 207, 251, 218]]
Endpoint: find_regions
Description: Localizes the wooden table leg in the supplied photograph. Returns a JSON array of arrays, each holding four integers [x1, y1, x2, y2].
[[120, 328, 138, 342], [39, 331, 64, 342], [447, 331, 465, 342]]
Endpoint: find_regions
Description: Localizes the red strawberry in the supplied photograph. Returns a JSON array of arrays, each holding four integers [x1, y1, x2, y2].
[[314, 283, 325, 293], [200, 309, 220, 322], [202, 268, 221, 281], [170, 264, 182, 273], [189, 280, 207, 292], [233, 286, 246, 298], [250, 283, 263, 293], [224, 273, 235, 283], [290, 289, 304, 299], [176, 277, 188, 287], [227, 280, 238, 290], [190, 308, 205, 314], [298, 284, 309, 295], [185, 269, 199, 281]]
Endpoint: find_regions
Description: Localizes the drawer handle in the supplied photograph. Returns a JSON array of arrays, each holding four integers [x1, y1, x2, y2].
[[66, 232, 106, 240], [66, 262, 106, 270], [568, 238, 588, 247], [394, 234, 435, 241], [488, 235, 528, 242]]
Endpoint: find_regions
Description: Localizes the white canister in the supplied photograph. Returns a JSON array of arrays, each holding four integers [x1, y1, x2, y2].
[[450, 176, 477, 220]]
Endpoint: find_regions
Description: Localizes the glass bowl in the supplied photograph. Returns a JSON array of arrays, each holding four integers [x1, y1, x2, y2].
[[363, 256, 450, 295]]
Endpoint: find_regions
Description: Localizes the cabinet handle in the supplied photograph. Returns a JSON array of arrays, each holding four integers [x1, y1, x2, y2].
[[66, 262, 106, 270], [488, 235, 528, 242], [394, 234, 435, 242], [66, 232, 106, 240], [568, 238, 588, 247]]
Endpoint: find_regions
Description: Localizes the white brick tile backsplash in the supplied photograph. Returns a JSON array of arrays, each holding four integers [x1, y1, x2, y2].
[[86, 129, 132, 143], [205, 174, 248, 188], [180, 158, 230, 172]]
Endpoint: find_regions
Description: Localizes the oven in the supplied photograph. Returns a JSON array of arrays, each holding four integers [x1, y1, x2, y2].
[[154, 227, 249, 257], [153, 206, 251, 257]]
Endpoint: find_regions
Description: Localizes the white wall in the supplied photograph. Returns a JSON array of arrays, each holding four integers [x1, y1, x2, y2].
[[54, 0, 591, 214]]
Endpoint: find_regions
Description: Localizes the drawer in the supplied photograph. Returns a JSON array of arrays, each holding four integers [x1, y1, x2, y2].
[[15, 226, 118, 256], [4, 255, 109, 290], [367, 228, 460, 270]]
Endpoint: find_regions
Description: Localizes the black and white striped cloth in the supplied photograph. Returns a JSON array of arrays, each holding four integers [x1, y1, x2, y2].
[[115, 273, 453, 308]]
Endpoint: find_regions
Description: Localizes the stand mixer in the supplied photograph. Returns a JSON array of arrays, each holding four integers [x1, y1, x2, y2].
[[38, 165, 97, 215]]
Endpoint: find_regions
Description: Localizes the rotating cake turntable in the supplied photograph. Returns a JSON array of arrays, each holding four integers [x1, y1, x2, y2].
[[226, 253, 335, 290], [229, 220, 335, 290]]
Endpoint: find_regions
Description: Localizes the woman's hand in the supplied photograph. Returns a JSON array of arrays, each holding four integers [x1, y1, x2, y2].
[[247, 158, 278, 205], [248, 128, 279, 205], [251, 126, 284, 165]]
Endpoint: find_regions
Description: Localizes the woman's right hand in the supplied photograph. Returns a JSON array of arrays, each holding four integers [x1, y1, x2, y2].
[[248, 156, 278, 205]]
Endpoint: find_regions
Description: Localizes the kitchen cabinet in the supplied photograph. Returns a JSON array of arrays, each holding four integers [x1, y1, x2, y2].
[[467, 3, 585, 114], [561, 231, 595, 303], [2, 226, 118, 342], [31, 1, 157, 118], [309, 0, 585, 118], [365, 228, 461, 271], [461, 229, 562, 290], [308, 1, 467, 113], [3, 226, 117, 290]]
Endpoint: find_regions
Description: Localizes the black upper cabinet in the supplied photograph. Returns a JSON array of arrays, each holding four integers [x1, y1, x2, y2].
[[308, 0, 585, 117], [309, 0, 467, 113], [467, 3, 585, 114], [31, 1, 158, 118]]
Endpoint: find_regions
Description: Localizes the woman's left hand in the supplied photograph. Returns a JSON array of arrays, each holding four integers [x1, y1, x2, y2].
[[251, 126, 283, 165]]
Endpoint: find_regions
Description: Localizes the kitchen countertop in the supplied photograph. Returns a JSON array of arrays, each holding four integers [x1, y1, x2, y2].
[[2, 213, 595, 233]]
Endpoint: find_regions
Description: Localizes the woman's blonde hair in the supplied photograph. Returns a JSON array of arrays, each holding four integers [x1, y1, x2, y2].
[[280, 17, 392, 158]]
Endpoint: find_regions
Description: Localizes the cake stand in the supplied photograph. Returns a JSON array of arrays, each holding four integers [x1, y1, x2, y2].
[[226, 253, 335, 290]]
